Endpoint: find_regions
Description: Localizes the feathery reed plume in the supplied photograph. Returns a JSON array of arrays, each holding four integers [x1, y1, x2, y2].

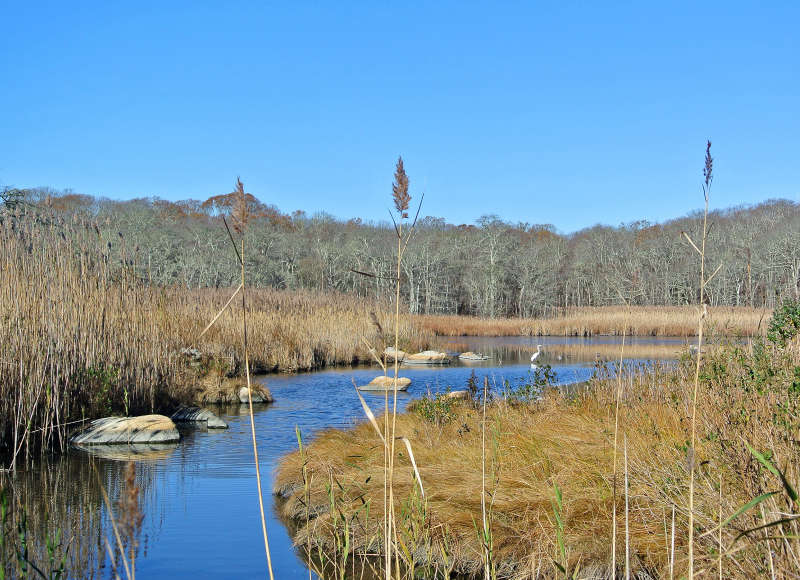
[[392, 156, 411, 218], [231, 177, 251, 235]]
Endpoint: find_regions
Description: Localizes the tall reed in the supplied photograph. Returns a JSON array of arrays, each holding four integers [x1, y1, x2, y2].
[[385, 157, 422, 578], [201, 179, 275, 578], [684, 141, 714, 577], [0, 205, 430, 467]]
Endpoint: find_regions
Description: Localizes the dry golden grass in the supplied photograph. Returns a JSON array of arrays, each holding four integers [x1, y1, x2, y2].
[[0, 217, 430, 462], [415, 306, 768, 338], [275, 341, 800, 578]]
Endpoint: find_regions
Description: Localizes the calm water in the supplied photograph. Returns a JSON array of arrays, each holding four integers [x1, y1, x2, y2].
[[5, 336, 688, 579]]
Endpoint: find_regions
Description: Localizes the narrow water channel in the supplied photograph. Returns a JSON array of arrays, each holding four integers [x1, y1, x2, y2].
[[3, 336, 688, 579]]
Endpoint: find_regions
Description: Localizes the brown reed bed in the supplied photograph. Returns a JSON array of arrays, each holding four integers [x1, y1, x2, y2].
[[0, 214, 430, 465], [274, 334, 800, 578], [414, 305, 768, 338]]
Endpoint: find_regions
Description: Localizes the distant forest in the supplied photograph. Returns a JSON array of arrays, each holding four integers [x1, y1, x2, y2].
[[3, 186, 799, 317]]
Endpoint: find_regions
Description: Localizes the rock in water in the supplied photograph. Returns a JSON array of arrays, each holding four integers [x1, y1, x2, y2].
[[358, 375, 412, 391], [171, 406, 228, 429], [384, 346, 407, 361], [369, 376, 411, 388], [70, 415, 180, 445], [238, 386, 273, 404], [404, 350, 451, 364]]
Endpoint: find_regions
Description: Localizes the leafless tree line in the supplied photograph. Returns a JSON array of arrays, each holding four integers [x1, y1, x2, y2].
[[9, 187, 800, 317]]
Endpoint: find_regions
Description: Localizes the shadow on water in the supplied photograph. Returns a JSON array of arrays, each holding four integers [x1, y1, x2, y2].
[[1, 336, 685, 579]]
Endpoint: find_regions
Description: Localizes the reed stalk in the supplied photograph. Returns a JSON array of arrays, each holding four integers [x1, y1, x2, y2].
[[685, 141, 714, 578], [203, 179, 274, 578], [611, 317, 627, 577], [241, 235, 275, 580], [383, 157, 421, 579]]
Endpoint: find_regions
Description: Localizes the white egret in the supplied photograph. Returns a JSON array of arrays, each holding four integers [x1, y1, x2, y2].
[[530, 344, 543, 363]]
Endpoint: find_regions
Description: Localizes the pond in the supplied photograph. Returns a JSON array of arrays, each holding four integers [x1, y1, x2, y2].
[[2, 336, 690, 579]]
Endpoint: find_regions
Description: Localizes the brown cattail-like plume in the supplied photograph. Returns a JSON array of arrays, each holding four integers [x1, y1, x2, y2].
[[231, 177, 250, 235], [703, 141, 713, 189], [392, 157, 411, 219]]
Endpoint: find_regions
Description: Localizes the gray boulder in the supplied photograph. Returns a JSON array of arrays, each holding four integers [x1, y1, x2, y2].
[[70, 415, 180, 445], [171, 406, 228, 429]]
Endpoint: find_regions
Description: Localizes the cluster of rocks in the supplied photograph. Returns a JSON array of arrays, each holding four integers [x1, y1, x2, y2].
[[384, 347, 451, 365], [70, 385, 273, 454]]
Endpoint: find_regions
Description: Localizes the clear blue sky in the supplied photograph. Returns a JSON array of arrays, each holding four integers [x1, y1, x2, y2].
[[1, 1, 798, 232]]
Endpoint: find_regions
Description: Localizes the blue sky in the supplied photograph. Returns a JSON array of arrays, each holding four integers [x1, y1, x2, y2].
[[1, 1, 798, 232]]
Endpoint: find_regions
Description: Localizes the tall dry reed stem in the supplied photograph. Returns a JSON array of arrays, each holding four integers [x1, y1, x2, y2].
[[384, 157, 422, 579], [610, 291, 632, 578], [685, 140, 714, 578], [204, 179, 274, 578], [233, 180, 275, 579], [611, 323, 626, 577], [241, 236, 275, 579]]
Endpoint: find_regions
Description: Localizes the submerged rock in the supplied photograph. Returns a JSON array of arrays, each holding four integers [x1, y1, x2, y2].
[[171, 406, 228, 429], [70, 415, 180, 445], [238, 386, 273, 404]]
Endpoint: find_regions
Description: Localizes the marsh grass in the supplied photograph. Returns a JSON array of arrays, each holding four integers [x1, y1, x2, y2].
[[0, 207, 430, 467], [275, 333, 800, 578], [414, 306, 765, 338]]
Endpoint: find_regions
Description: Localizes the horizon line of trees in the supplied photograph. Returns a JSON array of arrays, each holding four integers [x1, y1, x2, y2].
[[3, 185, 799, 317]]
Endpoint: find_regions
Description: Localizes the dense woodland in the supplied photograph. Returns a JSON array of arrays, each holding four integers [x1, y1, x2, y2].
[[3, 186, 799, 317]]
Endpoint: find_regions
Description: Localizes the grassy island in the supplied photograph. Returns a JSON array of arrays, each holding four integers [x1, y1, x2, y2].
[[275, 307, 800, 579]]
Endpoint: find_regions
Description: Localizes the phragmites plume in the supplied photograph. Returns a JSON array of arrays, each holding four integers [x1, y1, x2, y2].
[[703, 140, 713, 190], [231, 177, 250, 235], [392, 156, 411, 219]]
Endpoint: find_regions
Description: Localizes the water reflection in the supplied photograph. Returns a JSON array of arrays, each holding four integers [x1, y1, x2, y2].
[[1, 451, 165, 579], [2, 336, 686, 579]]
